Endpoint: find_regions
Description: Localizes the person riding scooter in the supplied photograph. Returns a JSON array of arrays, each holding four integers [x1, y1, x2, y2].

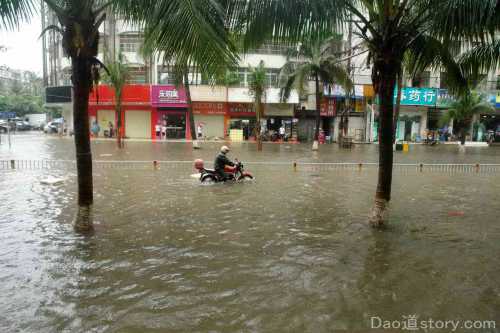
[[214, 146, 236, 181]]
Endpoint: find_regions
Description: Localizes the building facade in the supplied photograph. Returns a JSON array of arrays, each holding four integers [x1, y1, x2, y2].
[[41, 6, 500, 142]]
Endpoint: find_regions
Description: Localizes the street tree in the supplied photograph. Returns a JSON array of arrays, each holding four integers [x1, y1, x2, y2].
[[279, 35, 352, 150], [103, 52, 130, 149], [440, 92, 494, 145], [247, 60, 267, 151], [235, 0, 494, 227], [1, 0, 238, 230]]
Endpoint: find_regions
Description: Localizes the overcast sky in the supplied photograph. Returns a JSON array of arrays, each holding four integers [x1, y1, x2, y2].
[[0, 13, 43, 74]]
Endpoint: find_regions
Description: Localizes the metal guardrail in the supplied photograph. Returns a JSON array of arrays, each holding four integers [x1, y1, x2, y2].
[[1, 159, 500, 173]]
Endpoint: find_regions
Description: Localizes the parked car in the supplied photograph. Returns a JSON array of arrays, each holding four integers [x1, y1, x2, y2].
[[15, 121, 32, 131], [44, 121, 60, 134], [0, 120, 8, 133], [0, 120, 16, 133]]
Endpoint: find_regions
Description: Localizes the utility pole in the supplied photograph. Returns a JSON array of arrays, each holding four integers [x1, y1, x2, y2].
[[341, 14, 353, 143], [41, 0, 48, 87]]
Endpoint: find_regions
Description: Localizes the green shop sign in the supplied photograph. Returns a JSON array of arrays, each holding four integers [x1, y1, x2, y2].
[[395, 87, 437, 106]]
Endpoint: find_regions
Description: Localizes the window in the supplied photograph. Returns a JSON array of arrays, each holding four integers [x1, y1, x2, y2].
[[237, 68, 248, 87], [266, 69, 280, 87], [248, 42, 289, 55], [119, 34, 142, 53]]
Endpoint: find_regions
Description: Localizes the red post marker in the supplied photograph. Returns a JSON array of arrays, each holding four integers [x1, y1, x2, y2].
[[448, 211, 465, 217]]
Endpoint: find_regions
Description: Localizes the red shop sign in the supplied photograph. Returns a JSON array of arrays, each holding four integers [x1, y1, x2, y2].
[[320, 98, 336, 116], [228, 103, 255, 116], [192, 102, 226, 115]]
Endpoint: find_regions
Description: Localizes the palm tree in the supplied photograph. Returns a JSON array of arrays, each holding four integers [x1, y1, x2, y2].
[[247, 60, 267, 151], [133, 0, 240, 149], [279, 35, 352, 150], [440, 92, 494, 145], [40, 1, 109, 231], [2, 0, 239, 231], [235, 0, 492, 227], [103, 52, 130, 149]]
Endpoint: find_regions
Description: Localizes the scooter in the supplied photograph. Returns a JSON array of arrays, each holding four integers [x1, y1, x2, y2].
[[194, 159, 254, 183]]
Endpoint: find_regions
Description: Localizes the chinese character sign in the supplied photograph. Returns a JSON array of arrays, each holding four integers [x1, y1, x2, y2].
[[151, 85, 188, 107], [396, 88, 438, 106]]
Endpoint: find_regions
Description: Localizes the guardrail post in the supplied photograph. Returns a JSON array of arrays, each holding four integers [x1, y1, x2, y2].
[[475, 163, 480, 173], [358, 163, 363, 172], [10, 159, 15, 169], [419, 163, 423, 172], [293, 161, 297, 172]]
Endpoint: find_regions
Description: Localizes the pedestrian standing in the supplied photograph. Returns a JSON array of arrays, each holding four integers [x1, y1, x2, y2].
[[108, 121, 114, 138], [161, 124, 167, 140], [197, 123, 203, 140], [91, 121, 100, 138], [155, 122, 161, 139], [279, 125, 286, 140]]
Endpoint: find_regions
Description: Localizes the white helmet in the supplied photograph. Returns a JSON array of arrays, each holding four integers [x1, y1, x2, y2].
[[220, 145, 230, 153]]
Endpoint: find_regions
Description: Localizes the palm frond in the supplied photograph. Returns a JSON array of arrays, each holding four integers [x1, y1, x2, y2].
[[440, 91, 494, 125], [459, 39, 500, 78], [405, 34, 469, 97], [102, 52, 130, 93], [319, 61, 353, 91], [234, 0, 347, 51], [431, 0, 498, 41], [247, 60, 267, 100], [114, 0, 238, 78], [39, 24, 63, 39], [0, 0, 35, 29]]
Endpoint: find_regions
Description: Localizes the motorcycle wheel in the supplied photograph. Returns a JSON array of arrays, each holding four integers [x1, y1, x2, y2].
[[239, 174, 254, 181], [201, 175, 216, 183]]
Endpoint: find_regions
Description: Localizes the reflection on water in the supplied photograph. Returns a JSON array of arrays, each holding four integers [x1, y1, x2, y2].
[[1, 136, 500, 332]]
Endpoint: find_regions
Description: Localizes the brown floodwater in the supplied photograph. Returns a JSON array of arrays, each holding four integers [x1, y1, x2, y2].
[[1, 134, 500, 332]]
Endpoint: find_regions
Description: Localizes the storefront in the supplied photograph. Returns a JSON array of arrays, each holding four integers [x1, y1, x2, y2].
[[320, 97, 336, 139], [474, 93, 500, 141], [192, 102, 227, 139], [324, 84, 366, 142], [88, 85, 152, 139], [371, 87, 446, 142], [151, 85, 189, 140], [263, 104, 295, 140], [228, 103, 256, 141]]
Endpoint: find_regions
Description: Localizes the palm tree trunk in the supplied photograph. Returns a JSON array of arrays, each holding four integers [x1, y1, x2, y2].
[[393, 71, 403, 143], [184, 74, 197, 143], [71, 56, 93, 231], [370, 56, 399, 228], [314, 74, 321, 141], [116, 96, 123, 148], [256, 94, 263, 151], [313, 73, 320, 150], [460, 126, 466, 145]]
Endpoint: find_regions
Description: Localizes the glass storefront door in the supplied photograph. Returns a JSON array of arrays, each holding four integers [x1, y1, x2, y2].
[[158, 110, 186, 139]]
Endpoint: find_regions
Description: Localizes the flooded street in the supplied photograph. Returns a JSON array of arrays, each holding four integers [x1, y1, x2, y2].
[[1, 135, 500, 332]]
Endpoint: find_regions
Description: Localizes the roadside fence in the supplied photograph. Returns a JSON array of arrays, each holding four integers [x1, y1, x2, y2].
[[2, 159, 500, 174]]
